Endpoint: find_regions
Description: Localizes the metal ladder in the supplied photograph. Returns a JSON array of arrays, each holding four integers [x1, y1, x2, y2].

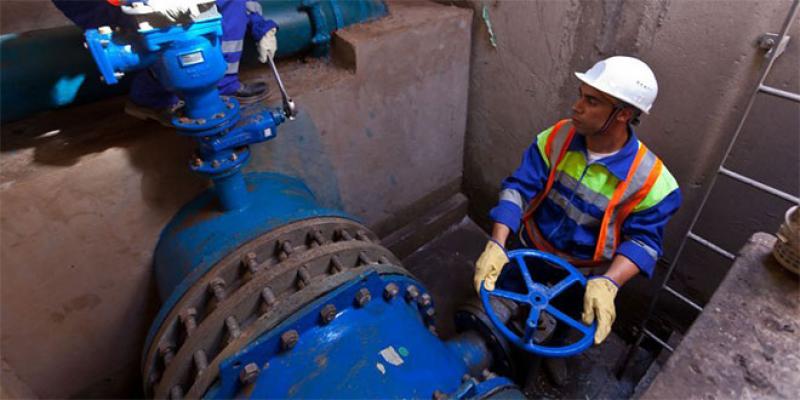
[[617, 0, 800, 376]]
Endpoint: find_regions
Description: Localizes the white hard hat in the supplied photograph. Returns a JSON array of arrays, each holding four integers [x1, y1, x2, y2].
[[574, 56, 658, 114]]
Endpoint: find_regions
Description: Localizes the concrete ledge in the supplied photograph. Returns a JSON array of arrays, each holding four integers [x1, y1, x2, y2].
[[643, 233, 800, 399], [382, 192, 469, 260]]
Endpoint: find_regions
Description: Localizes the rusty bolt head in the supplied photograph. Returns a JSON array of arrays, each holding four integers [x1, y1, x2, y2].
[[179, 117, 191, 124], [406, 285, 420, 301], [192, 158, 203, 167], [481, 369, 497, 380], [181, 307, 198, 318], [195, 118, 206, 125], [320, 304, 337, 324], [280, 330, 299, 350], [384, 283, 400, 300], [211, 160, 221, 168], [432, 389, 448, 400], [230, 153, 238, 161], [419, 293, 432, 307], [239, 362, 260, 385], [242, 252, 258, 268], [355, 288, 371, 307], [461, 374, 471, 383]]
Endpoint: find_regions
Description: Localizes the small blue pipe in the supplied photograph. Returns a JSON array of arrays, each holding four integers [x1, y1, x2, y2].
[[212, 170, 250, 211], [445, 332, 492, 376]]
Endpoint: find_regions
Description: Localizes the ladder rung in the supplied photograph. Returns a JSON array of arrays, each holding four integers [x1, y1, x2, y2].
[[759, 84, 800, 103], [664, 285, 704, 312], [643, 328, 675, 352], [687, 232, 736, 260], [719, 167, 800, 203]]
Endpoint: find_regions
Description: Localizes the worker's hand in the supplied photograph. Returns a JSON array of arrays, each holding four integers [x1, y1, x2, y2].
[[257, 28, 278, 63], [146, 0, 201, 22], [474, 240, 509, 294], [581, 276, 619, 345]]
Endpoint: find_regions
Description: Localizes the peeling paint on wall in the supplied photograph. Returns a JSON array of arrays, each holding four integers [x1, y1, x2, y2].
[[481, 6, 497, 48]]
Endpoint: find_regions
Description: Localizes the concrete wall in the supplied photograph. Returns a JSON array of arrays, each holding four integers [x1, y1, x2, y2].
[[0, 1, 72, 34], [457, 0, 798, 331], [0, 2, 472, 397]]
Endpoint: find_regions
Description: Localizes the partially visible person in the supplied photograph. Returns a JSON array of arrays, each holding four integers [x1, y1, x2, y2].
[[474, 56, 681, 386], [52, 0, 278, 126]]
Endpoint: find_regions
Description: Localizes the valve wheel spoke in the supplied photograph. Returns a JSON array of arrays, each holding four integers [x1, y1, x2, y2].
[[548, 275, 580, 298], [522, 307, 541, 343], [514, 255, 536, 290], [545, 304, 593, 335], [489, 289, 529, 304]]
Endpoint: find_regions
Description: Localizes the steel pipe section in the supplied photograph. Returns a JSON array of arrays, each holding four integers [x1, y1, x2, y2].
[[0, 0, 387, 123], [145, 209, 519, 398]]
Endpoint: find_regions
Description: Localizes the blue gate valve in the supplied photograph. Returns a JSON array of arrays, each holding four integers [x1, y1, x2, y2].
[[82, 1, 297, 212], [479, 249, 597, 358]]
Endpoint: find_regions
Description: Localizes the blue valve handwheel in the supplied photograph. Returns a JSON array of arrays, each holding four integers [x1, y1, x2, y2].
[[480, 249, 597, 358]]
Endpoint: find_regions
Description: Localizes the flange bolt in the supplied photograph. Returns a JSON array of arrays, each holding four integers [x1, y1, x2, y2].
[[355, 288, 371, 307], [384, 283, 399, 300], [406, 285, 420, 301], [320, 304, 337, 324], [239, 362, 260, 385], [281, 330, 299, 350]]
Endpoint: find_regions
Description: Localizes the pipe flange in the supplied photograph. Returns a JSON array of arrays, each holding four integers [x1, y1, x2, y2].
[[142, 217, 401, 397]]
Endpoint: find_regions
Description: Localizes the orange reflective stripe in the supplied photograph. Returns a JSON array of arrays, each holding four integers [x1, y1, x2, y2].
[[613, 157, 664, 248], [523, 122, 575, 220], [544, 119, 570, 160], [521, 121, 663, 265], [592, 144, 648, 260]]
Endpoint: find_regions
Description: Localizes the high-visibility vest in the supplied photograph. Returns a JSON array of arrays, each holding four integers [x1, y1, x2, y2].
[[522, 119, 664, 267]]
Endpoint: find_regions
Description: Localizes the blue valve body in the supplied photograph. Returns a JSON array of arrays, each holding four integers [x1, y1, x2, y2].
[[83, 13, 288, 211]]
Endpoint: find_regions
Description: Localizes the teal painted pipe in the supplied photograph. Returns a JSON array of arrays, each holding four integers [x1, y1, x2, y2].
[[0, 0, 387, 123]]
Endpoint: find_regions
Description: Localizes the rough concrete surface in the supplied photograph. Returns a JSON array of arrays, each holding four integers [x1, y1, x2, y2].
[[0, 1, 72, 34], [643, 233, 800, 399], [0, 3, 472, 397], [457, 0, 799, 333]]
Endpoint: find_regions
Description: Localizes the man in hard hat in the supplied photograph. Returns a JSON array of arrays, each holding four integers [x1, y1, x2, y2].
[[473, 56, 681, 386], [52, 0, 278, 126]]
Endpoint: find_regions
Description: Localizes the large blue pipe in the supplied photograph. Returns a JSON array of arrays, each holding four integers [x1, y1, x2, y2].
[[0, 0, 387, 123]]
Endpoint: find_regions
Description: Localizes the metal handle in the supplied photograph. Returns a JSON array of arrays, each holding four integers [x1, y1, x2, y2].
[[266, 55, 297, 120]]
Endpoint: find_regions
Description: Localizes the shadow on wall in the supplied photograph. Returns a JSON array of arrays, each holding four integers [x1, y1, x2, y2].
[[245, 106, 344, 210]]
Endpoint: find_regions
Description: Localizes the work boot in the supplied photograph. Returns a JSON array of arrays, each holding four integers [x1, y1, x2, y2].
[[544, 357, 568, 387], [232, 79, 269, 104], [124, 100, 184, 128]]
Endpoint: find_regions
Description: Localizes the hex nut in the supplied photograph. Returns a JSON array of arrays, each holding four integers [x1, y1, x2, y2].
[[355, 288, 371, 307], [281, 330, 299, 350], [384, 283, 400, 300], [320, 304, 337, 324], [419, 293, 432, 307], [406, 285, 420, 301], [239, 362, 260, 384]]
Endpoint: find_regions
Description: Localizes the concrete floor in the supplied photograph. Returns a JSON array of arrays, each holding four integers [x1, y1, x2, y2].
[[401, 217, 655, 399]]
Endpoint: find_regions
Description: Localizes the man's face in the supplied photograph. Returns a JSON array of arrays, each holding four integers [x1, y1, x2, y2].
[[571, 84, 618, 135]]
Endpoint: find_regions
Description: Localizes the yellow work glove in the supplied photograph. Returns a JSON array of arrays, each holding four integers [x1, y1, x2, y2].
[[474, 240, 509, 293], [582, 276, 619, 345]]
